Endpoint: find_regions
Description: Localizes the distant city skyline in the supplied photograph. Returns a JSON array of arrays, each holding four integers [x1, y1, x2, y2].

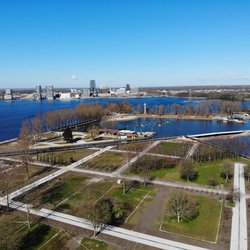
[[0, 0, 250, 88]]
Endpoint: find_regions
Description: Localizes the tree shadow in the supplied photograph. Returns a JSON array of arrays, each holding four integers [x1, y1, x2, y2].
[[19, 224, 51, 250]]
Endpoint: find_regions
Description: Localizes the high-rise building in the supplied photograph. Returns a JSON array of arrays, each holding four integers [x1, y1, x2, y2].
[[90, 80, 96, 93], [125, 84, 131, 92], [35, 85, 42, 100], [4, 89, 13, 100], [46, 85, 54, 100]]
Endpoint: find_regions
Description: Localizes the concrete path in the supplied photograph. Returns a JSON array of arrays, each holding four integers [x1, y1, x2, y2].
[[2, 146, 113, 201], [66, 167, 229, 196], [230, 163, 248, 250], [1, 156, 52, 168], [0, 199, 208, 250], [90, 147, 181, 159], [186, 143, 198, 158], [113, 141, 160, 176]]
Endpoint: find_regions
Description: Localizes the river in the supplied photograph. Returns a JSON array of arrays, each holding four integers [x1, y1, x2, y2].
[[0, 97, 250, 141]]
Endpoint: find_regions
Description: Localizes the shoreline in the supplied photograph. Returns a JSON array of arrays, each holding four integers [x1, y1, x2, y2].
[[104, 113, 247, 122]]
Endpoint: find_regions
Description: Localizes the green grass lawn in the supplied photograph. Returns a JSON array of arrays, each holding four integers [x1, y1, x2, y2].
[[18, 224, 60, 250], [78, 237, 115, 250], [16, 173, 115, 218], [147, 159, 233, 187], [117, 142, 148, 152], [161, 195, 222, 242], [0, 214, 62, 250], [0, 165, 54, 193], [68, 181, 114, 217], [82, 152, 127, 172], [109, 183, 154, 224], [15, 173, 88, 207], [151, 142, 191, 156], [38, 230, 71, 250]]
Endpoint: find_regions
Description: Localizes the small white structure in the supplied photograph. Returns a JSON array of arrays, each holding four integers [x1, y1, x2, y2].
[[232, 113, 249, 120], [115, 87, 126, 95], [144, 103, 147, 114], [60, 93, 71, 99], [4, 89, 13, 100]]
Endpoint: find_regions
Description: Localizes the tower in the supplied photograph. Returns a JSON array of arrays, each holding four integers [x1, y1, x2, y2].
[[144, 103, 147, 114], [35, 85, 42, 100], [90, 80, 96, 93], [46, 85, 54, 100]]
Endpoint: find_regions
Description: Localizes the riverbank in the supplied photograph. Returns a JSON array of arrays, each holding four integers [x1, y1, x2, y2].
[[105, 113, 249, 123]]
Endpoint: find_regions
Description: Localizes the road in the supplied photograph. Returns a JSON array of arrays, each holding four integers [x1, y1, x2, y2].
[[0, 199, 208, 250], [230, 163, 248, 250]]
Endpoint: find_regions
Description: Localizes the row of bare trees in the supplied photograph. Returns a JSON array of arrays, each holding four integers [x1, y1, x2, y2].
[[134, 100, 244, 116], [192, 144, 235, 163], [102, 99, 245, 116], [18, 103, 109, 144]]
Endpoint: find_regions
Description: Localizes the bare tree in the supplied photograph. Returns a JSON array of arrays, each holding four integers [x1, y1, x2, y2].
[[31, 114, 43, 142], [18, 120, 33, 179], [226, 187, 240, 203], [167, 191, 199, 223], [0, 167, 11, 211], [136, 104, 142, 114], [88, 128, 99, 140], [88, 199, 113, 236], [157, 105, 165, 116], [140, 160, 150, 187], [179, 159, 198, 181], [221, 160, 233, 183], [244, 163, 250, 182]]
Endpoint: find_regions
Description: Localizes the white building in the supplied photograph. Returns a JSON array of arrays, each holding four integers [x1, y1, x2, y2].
[[60, 92, 71, 99], [115, 87, 126, 95], [35, 85, 42, 100], [4, 89, 13, 100], [46, 85, 54, 100], [131, 87, 139, 95]]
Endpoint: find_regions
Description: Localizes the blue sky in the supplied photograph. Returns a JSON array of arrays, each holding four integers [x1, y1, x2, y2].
[[0, 0, 250, 88]]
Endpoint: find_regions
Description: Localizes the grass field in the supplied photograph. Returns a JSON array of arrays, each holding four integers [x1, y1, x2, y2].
[[78, 237, 115, 250], [0, 213, 65, 250], [0, 165, 54, 193], [81, 152, 127, 172], [15, 173, 115, 218], [116, 142, 148, 152], [37, 230, 71, 250], [147, 159, 232, 187], [14, 171, 154, 227], [108, 183, 155, 225], [161, 195, 222, 242], [151, 142, 191, 156], [36, 149, 95, 165]]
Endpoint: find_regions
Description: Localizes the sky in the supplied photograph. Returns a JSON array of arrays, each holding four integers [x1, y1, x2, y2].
[[0, 0, 250, 88]]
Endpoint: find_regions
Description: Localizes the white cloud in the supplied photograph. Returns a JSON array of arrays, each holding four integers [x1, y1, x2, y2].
[[70, 74, 78, 80]]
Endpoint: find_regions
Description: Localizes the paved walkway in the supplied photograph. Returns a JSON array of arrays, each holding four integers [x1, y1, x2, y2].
[[186, 143, 198, 158], [90, 147, 181, 159], [230, 163, 248, 250], [1, 156, 52, 168], [113, 141, 160, 176], [0, 199, 208, 250], [1, 146, 113, 201]]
